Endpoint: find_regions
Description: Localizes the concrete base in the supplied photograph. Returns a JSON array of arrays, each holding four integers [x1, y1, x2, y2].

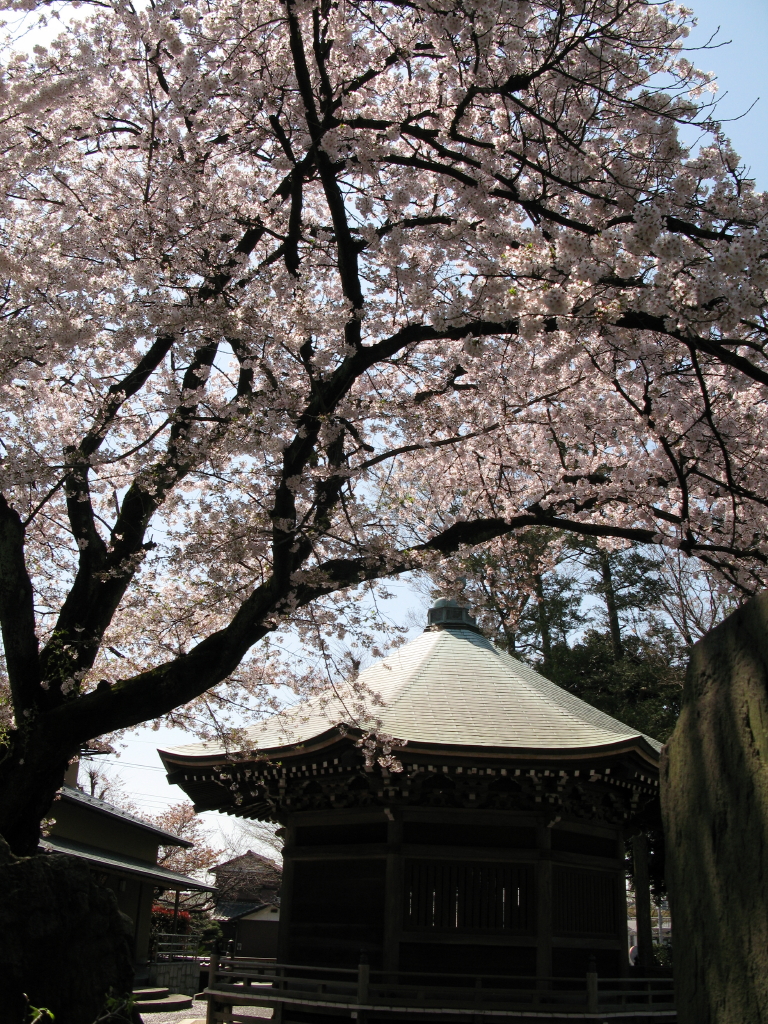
[[149, 959, 202, 996]]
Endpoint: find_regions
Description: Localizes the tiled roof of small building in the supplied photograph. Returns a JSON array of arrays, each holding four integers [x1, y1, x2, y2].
[[213, 850, 281, 873], [160, 611, 661, 763], [212, 900, 264, 921], [41, 836, 215, 890], [59, 785, 193, 846]]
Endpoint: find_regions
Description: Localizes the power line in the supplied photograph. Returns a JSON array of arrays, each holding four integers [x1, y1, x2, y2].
[[113, 761, 166, 772], [82, 759, 166, 772]]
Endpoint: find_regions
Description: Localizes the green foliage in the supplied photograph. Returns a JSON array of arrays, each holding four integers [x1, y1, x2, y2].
[[27, 1006, 54, 1024], [653, 941, 673, 968], [91, 991, 136, 1024], [518, 578, 584, 662], [547, 626, 685, 742], [195, 918, 223, 952], [576, 542, 670, 618]]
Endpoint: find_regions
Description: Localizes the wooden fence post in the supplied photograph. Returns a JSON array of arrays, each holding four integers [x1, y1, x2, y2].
[[357, 954, 370, 1005], [209, 941, 220, 985], [586, 955, 598, 1014]]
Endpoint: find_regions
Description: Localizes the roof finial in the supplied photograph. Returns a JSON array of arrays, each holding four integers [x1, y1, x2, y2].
[[427, 597, 480, 631]]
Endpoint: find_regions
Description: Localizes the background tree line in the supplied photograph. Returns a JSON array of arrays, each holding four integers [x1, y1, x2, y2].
[[421, 533, 737, 743]]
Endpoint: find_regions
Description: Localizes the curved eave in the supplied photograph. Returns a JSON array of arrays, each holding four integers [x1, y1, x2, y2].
[[41, 837, 216, 890], [390, 733, 661, 767], [158, 725, 347, 771], [159, 727, 660, 776]]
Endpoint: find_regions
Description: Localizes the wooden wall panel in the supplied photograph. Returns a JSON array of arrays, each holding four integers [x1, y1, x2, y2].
[[552, 867, 617, 936], [399, 941, 537, 977], [288, 858, 386, 967], [403, 860, 535, 934]]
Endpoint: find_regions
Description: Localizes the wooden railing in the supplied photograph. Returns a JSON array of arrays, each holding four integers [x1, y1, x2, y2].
[[201, 954, 676, 1021], [150, 931, 204, 961]]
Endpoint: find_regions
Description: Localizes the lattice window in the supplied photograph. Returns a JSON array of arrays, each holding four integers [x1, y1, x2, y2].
[[552, 866, 617, 935], [404, 860, 534, 933]]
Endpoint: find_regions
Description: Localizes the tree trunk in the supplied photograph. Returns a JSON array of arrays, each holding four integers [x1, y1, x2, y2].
[[599, 551, 624, 660], [661, 592, 768, 1024], [500, 617, 517, 654], [0, 721, 77, 855], [534, 574, 552, 674]]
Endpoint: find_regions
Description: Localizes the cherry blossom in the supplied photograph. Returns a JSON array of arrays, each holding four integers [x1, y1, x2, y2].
[[0, 0, 764, 852]]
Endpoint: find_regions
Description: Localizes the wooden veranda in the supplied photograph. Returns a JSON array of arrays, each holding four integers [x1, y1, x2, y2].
[[200, 953, 676, 1023]]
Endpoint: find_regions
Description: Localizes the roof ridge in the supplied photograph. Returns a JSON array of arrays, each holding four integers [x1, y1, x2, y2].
[[382, 628, 498, 718], [356, 629, 443, 723]]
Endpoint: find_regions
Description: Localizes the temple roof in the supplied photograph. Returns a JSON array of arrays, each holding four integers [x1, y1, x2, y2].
[[160, 614, 661, 766]]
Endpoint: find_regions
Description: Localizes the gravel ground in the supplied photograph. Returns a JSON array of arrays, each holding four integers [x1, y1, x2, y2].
[[139, 999, 272, 1023]]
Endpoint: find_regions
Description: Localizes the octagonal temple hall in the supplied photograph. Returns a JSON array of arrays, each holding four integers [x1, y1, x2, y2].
[[159, 600, 661, 985]]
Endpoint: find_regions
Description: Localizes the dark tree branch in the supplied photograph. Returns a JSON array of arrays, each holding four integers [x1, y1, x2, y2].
[[41, 340, 221, 685], [0, 494, 40, 710], [286, 0, 364, 321], [613, 311, 768, 388]]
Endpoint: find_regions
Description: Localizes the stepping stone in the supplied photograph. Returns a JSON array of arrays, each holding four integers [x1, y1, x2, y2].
[[133, 992, 193, 1012], [132, 986, 170, 1000]]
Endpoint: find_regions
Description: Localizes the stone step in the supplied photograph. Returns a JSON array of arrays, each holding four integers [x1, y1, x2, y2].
[[133, 992, 193, 1013], [133, 986, 170, 1000]]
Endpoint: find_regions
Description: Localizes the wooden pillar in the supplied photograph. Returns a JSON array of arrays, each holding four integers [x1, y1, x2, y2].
[[616, 833, 629, 977], [383, 813, 403, 974], [276, 822, 295, 963], [206, 941, 221, 1024], [536, 825, 552, 983], [272, 822, 294, 1024], [133, 880, 145, 963], [586, 956, 598, 1013], [632, 833, 653, 972]]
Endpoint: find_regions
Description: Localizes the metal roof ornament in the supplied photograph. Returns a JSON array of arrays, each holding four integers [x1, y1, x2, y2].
[[426, 597, 480, 632]]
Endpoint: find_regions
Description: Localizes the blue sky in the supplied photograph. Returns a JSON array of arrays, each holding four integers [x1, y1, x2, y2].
[[684, 0, 767, 188]]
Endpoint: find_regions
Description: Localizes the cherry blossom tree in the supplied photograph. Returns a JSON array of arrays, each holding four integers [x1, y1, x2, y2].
[[150, 801, 224, 919], [151, 800, 223, 877], [0, 0, 766, 854]]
